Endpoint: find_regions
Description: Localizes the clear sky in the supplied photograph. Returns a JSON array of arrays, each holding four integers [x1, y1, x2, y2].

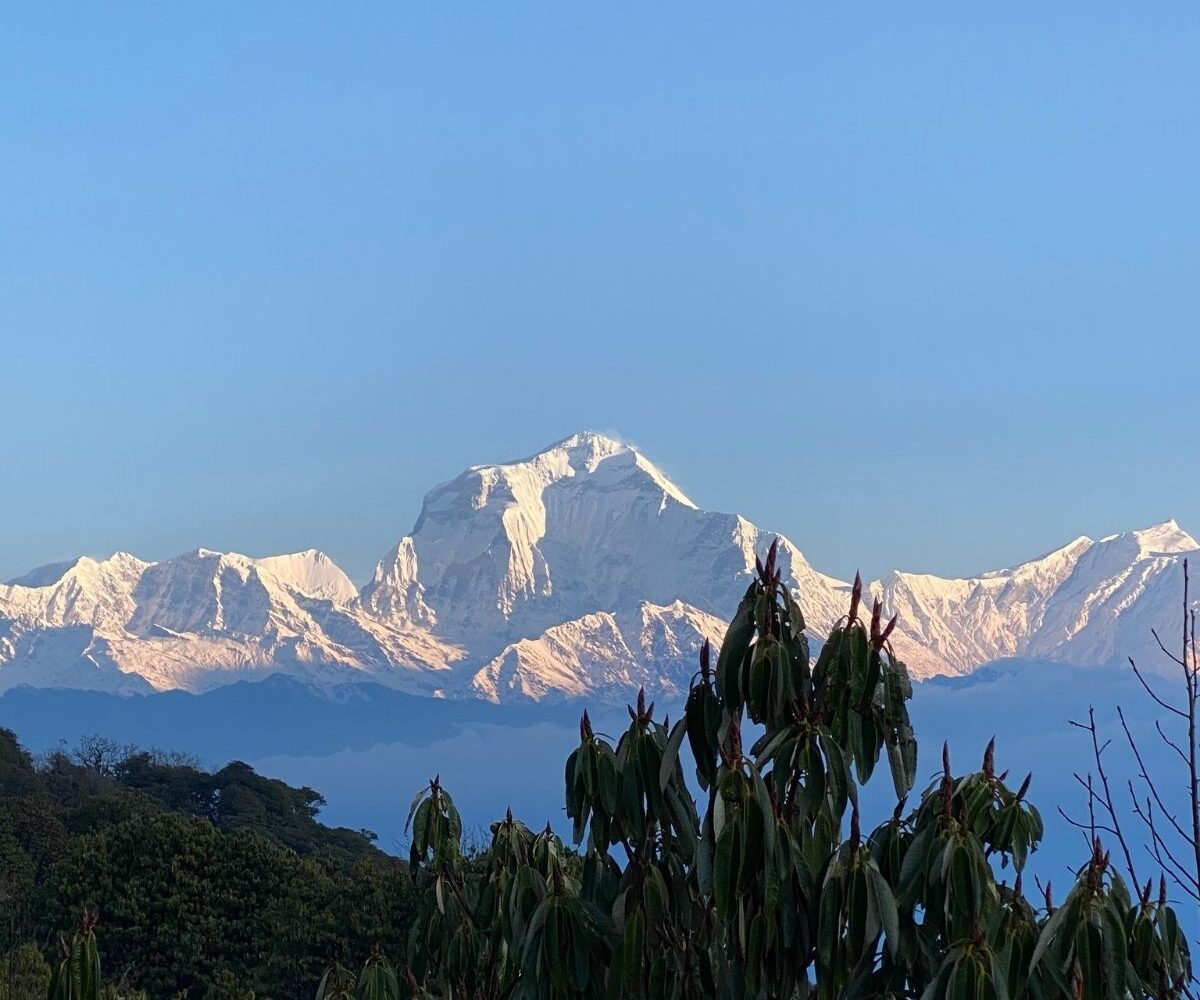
[[3, 5, 1198, 586]]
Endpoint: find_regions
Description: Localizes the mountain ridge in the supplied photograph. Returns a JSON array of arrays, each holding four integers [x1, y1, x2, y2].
[[2, 432, 1196, 702]]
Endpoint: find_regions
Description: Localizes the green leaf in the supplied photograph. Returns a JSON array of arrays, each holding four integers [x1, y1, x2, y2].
[[660, 718, 688, 792], [1030, 897, 1075, 973], [697, 826, 715, 894], [622, 908, 644, 993], [1100, 902, 1131, 1000], [714, 825, 739, 922], [750, 762, 777, 862], [746, 912, 764, 995], [868, 864, 901, 960], [718, 588, 756, 707], [405, 787, 426, 830]]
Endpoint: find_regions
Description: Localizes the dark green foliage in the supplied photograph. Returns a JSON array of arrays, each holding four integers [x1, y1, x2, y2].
[[386, 545, 1193, 999], [40, 814, 413, 999], [113, 754, 375, 866], [315, 963, 357, 1000], [0, 943, 50, 1000], [0, 730, 413, 1000]]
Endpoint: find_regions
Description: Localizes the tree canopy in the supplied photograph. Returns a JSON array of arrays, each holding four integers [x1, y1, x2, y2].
[[0, 730, 413, 1000], [393, 547, 1192, 1000]]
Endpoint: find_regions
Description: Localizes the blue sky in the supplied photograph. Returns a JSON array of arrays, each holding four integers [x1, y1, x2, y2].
[[3, 5, 1197, 585]]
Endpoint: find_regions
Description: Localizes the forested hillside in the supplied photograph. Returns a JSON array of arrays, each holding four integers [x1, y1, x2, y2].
[[0, 731, 413, 999]]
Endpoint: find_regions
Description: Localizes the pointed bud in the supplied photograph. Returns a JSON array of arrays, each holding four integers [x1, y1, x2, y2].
[[580, 709, 592, 740], [699, 639, 711, 679], [726, 713, 743, 762], [880, 613, 897, 644], [1016, 773, 1032, 802], [848, 572, 863, 624], [506, 806, 513, 824], [942, 742, 951, 777], [983, 737, 995, 777], [637, 687, 647, 718], [870, 597, 882, 643]]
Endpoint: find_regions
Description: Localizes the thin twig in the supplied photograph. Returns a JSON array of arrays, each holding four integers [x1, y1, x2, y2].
[[1119, 706, 1196, 848], [1129, 656, 1189, 719], [1133, 794, 1200, 901], [1068, 707, 1140, 888], [1155, 719, 1191, 769]]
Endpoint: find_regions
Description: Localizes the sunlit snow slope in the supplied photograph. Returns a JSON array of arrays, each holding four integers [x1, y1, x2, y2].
[[3, 433, 1196, 701]]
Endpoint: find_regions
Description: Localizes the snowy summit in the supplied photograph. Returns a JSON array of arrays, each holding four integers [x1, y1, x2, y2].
[[2, 433, 1196, 703]]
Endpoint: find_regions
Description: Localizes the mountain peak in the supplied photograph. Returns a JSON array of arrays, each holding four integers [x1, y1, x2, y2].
[[0, 551, 150, 633], [547, 429, 629, 458], [1102, 519, 1198, 557], [496, 430, 634, 478], [252, 550, 358, 604], [5, 552, 149, 589], [156, 547, 358, 604], [461, 432, 696, 511], [362, 432, 803, 648], [5, 558, 83, 588]]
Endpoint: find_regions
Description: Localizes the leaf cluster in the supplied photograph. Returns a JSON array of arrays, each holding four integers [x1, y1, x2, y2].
[[390, 545, 1193, 1000]]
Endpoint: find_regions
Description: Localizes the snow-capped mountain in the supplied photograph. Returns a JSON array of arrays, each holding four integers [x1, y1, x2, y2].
[[469, 601, 730, 705], [0, 548, 465, 696], [2, 432, 1196, 703], [873, 519, 1199, 677], [0, 552, 149, 633], [359, 432, 850, 678]]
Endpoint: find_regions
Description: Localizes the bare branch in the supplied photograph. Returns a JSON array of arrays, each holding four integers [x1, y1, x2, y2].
[[1056, 806, 1120, 839], [1155, 719, 1191, 769], [1150, 629, 1189, 669], [1133, 794, 1200, 900], [1119, 707, 1196, 848], [1183, 559, 1200, 908], [1071, 706, 1140, 888], [1128, 656, 1189, 719]]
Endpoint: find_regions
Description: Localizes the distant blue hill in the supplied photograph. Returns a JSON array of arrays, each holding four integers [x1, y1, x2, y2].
[[0, 674, 580, 762]]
